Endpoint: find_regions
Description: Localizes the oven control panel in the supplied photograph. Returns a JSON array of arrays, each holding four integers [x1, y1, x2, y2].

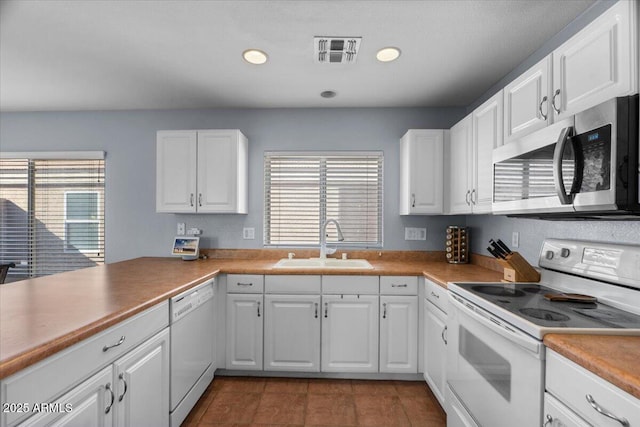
[[539, 239, 640, 290]]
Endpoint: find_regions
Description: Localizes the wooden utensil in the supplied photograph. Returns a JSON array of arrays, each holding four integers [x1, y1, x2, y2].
[[543, 293, 597, 303]]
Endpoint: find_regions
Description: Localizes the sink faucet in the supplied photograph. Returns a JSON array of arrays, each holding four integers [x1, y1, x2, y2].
[[319, 219, 344, 259]]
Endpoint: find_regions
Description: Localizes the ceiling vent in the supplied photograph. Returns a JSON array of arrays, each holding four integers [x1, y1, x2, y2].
[[314, 37, 362, 64]]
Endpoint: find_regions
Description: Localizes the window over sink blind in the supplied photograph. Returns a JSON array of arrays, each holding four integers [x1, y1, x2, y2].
[[0, 153, 105, 282], [264, 152, 383, 247]]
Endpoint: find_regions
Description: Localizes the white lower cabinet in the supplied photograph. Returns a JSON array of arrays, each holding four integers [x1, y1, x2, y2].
[[113, 329, 169, 427], [321, 295, 379, 373], [264, 294, 321, 372], [379, 296, 418, 373], [545, 349, 640, 427], [19, 367, 114, 427], [423, 279, 448, 409], [17, 328, 170, 427], [226, 294, 263, 370]]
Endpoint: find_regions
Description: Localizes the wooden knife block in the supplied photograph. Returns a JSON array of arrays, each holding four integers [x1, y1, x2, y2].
[[497, 252, 541, 282]]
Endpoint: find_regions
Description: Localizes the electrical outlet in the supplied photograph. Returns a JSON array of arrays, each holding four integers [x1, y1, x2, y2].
[[177, 223, 186, 236], [243, 227, 255, 240], [404, 227, 427, 241], [512, 231, 520, 248]]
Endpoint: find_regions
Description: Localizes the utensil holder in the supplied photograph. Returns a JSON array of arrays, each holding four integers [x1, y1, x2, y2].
[[497, 252, 540, 282], [445, 226, 469, 264]]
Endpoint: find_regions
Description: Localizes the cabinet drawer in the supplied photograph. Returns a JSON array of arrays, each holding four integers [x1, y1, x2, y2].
[[265, 275, 321, 294], [1, 301, 168, 427], [227, 274, 264, 293], [322, 275, 379, 295], [380, 276, 418, 295], [425, 278, 448, 313], [546, 349, 640, 427]]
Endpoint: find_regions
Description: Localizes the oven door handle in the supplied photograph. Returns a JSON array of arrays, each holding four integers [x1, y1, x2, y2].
[[553, 126, 576, 205], [451, 294, 541, 355]]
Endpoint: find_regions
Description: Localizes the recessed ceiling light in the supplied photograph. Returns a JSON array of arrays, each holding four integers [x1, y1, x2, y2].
[[376, 47, 401, 63], [321, 90, 337, 98], [243, 49, 268, 65]]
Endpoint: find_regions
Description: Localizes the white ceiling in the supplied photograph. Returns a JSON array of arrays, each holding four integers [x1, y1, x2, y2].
[[0, 0, 596, 112]]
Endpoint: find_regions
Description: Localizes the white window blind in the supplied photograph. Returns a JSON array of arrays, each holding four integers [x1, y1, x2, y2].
[[0, 157, 105, 281], [264, 152, 383, 247]]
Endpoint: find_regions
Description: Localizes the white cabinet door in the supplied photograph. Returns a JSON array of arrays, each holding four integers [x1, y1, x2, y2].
[[379, 296, 417, 373], [553, 0, 637, 120], [19, 367, 114, 427], [472, 91, 503, 213], [321, 295, 379, 373], [399, 130, 444, 215], [447, 115, 473, 214], [504, 55, 552, 143], [113, 328, 169, 427], [264, 295, 321, 372], [226, 294, 263, 370], [197, 130, 248, 214], [424, 299, 447, 408], [156, 131, 197, 213]]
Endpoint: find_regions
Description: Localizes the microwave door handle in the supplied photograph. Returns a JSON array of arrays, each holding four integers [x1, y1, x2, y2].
[[553, 126, 575, 205]]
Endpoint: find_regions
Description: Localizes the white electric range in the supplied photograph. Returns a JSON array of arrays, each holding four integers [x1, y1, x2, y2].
[[445, 238, 640, 427]]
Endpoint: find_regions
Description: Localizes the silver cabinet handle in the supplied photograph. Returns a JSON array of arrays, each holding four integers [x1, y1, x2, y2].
[[543, 414, 552, 427], [552, 89, 561, 114], [465, 190, 471, 206], [257, 301, 261, 317], [314, 302, 318, 318], [391, 284, 408, 288], [103, 336, 125, 352], [237, 282, 253, 287], [118, 373, 128, 402], [198, 193, 202, 207], [430, 291, 440, 299], [324, 302, 328, 318], [190, 193, 194, 207], [382, 303, 387, 319], [411, 193, 416, 208], [441, 325, 448, 345], [585, 394, 629, 426], [105, 383, 115, 414], [539, 95, 548, 120], [470, 189, 476, 205]]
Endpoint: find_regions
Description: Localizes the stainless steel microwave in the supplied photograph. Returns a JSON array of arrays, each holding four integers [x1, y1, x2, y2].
[[492, 95, 639, 219]]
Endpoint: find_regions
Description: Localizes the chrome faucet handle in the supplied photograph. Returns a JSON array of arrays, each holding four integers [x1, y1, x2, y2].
[[325, 247, 337, 255]]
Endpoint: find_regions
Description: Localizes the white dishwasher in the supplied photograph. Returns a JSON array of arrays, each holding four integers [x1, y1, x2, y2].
[[170, 278, 215, 427]]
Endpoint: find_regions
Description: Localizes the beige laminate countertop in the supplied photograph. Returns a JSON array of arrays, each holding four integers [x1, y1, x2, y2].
[[544, 334, 640, 400], [0, 254, 502, 379]]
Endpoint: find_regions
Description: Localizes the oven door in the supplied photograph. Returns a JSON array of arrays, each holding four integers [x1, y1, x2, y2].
[[447, 293, 544, 427]]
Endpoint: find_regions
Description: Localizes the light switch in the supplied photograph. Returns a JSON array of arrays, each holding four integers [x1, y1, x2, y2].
[[243, 227, 255, 239]]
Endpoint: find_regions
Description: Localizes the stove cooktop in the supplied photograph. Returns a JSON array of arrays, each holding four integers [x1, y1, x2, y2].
[[449, 282, 640, 339]]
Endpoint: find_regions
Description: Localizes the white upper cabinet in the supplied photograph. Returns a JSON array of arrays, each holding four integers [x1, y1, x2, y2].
[[447, 114, 473, 215], [399, 129, 444, 215], [156, 131, 198, 213], [504, 55, 552, 143], [552, 0, 637, 120], [472, 90, 503, 213], [156, 129, 248, 213], [503, 1, 637, 142]]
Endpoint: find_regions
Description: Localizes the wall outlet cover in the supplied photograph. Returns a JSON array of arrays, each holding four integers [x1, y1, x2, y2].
[[177, 222, 186, 236], [512, 231, 520, 248], [243, 227, 255, 240], [404, 227, 427, 241]]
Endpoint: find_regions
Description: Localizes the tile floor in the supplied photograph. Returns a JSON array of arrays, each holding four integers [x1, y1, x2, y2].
[[182, 377, 446, 427]]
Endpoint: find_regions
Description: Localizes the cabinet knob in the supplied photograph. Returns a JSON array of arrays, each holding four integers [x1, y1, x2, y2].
[[465, 190, 471, 206], [441, 325, 448, 345], [257, 301, 261, 317], [118, 373, 128, 402], [103, 335, 125, 352], [105, 383, 115, 414], [382, 303, 387, 319], [324, 302, 328, 318], [411, 193, 416, 208], [190, 193, 194, 207], [543, 414, 553, 427]]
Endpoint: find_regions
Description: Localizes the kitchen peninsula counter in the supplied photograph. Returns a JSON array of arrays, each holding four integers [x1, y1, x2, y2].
[[0, 252, 502, 379]]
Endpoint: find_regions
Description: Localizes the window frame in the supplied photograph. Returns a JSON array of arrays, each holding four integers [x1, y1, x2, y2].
[[263, 151, 384, 248], [63, 190, 101, 254]]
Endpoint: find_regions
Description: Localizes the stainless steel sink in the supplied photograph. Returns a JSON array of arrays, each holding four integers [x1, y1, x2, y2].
[[273, 258, 374, 269]]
